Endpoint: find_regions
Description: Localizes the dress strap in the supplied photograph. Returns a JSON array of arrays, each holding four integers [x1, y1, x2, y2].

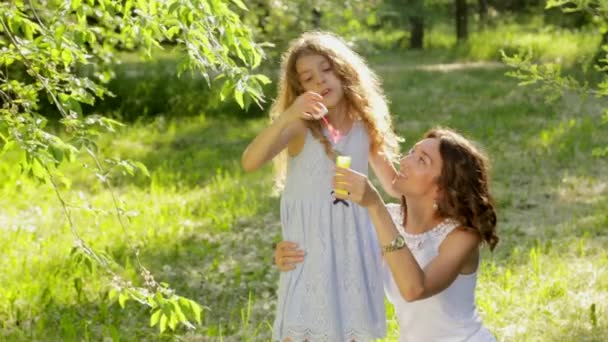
[[386, 203, 405, 234]]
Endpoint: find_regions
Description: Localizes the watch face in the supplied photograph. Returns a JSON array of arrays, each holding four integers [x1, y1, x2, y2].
[[396, 235, 406, 248]]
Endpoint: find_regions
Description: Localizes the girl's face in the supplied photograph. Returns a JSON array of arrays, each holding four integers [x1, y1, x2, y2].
[[295, 54, 344, 109], [392, 138, 443, 198]]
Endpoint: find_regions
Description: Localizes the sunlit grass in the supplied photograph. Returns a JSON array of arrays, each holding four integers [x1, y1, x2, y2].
[[423, 19, 599, 66]]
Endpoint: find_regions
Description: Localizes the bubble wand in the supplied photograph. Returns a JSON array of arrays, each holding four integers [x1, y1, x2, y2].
[[315, 104, 343, 144]]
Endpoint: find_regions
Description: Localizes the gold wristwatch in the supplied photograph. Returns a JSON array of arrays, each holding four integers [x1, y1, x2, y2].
[[382, 234, 406, 255]]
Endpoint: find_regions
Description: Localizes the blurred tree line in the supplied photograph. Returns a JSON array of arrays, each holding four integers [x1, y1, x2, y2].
[[1, 0, 604, 123], [238, 0, 594, 52]]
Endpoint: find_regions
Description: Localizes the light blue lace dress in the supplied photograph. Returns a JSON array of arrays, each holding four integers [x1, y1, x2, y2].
[[273, 121, 386, 342]]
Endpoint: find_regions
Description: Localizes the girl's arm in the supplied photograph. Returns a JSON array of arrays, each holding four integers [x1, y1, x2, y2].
[[242, 91, 325, 172], [369, 151, 401, 199], [241, 113, 305, 172], [334, 167, 481, 302]]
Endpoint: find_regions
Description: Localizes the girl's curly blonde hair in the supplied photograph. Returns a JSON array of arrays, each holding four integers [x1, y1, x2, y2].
[[270, 31, 401, 190]]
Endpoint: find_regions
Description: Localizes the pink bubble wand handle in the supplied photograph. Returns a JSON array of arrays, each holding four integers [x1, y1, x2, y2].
[[321, 115, 343, 143]]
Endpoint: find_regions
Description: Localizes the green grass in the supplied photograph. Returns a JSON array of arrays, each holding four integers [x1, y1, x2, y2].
[[2, 38, 608, 342]]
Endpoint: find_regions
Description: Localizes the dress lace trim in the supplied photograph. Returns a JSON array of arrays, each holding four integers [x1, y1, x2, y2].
[[385, 203, 460, 250], [401, 218, 460, 250], [283, 326, 378, 342]]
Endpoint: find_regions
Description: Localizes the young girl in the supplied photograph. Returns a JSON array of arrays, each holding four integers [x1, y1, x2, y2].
[[241, 31, 401, 341]]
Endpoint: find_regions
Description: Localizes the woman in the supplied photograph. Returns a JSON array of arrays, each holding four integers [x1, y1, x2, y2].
[[275, 127, 498, 341]]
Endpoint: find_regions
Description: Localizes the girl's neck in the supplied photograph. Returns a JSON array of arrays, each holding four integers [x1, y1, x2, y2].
[[404, 197, 444, 234], [326, 100, 351, 130]]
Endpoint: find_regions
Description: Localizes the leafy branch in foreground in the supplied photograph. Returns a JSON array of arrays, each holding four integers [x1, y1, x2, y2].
[[1, 0, 268, 334]]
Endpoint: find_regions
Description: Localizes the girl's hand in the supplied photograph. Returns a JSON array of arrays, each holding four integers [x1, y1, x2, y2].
[[274, 241, 306, 271], [283, 91, 327, 122], [333, 167, 383, 208]]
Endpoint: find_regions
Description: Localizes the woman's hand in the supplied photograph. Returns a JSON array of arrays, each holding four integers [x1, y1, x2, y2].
[[274, 241, 306, 271], [282, 91, 327, 122], [333, 167, 384, 209]]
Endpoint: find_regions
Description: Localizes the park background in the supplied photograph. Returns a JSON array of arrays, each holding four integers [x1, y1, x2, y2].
[[0, 0, 607, 341]]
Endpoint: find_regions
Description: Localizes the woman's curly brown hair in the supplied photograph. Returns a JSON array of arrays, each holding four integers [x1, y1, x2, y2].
[[401, 128, 499, 250]]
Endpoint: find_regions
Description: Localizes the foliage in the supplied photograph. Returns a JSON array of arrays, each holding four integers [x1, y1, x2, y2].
[[0, 0, 268, 334], [503, 0, 608, 157]]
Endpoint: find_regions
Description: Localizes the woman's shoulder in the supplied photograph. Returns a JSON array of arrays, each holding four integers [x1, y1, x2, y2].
[[440, 224, 482, 250]]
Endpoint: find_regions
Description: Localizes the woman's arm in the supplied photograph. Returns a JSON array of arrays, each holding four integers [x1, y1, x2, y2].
[[369, 150, 401, 199], [273, 241, 306, 271], [366, 202, 480, 301], [334, 167, 480, 301]]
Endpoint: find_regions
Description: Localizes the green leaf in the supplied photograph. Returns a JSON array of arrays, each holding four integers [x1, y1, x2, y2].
[[119, 160, 135, 176], [61, 49, 73, 68], [190, 300, 202, 324], [7, 16, 22, 38], [219, 80, 233, 101], [83, 257, 93, 273], [234, 88, 244, 108], [23, 21, 34, 40], [108, 288, 118, 302], [168, 1, 180, 13], [252, 50, 262, 69], [150, 309, 161, 327], [73, 277, 83, 297], [231, 0, 248, 11], [166, 26, 180, 39], [1, 140, 16, 154], [133, 161, 150, 177], [68, 98, 83, 117], [50, 144, 64, 164], [168, 311, 178, 330], [31, 158, 47, 181], [171, 300, 187, 322], [54, 171, 72, 189], [254, 74, 271, 85], [137, 0, 147, 12], [118, 293, 129, 308], [71, 0, 82, 10], [159, 313, 168, 333]]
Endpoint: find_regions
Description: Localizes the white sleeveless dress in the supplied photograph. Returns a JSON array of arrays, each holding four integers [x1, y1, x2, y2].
[[384, 203, 496, 342], [272, 121, 386, 341]]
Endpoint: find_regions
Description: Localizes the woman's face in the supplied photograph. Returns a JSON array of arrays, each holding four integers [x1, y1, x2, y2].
[[392, 138, 443, 198], [295, 54, 344, 109]]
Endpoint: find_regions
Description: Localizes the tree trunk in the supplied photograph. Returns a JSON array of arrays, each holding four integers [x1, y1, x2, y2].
[[410, 16, 424, 49], [479, 0, 488, 29], [312, 7, 322, 29], [456, 0, 468, 42], [594, 29, 608, 70]]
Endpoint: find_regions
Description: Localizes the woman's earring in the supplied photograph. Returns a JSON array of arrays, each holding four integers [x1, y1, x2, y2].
[[433, 201, 438, 211]]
